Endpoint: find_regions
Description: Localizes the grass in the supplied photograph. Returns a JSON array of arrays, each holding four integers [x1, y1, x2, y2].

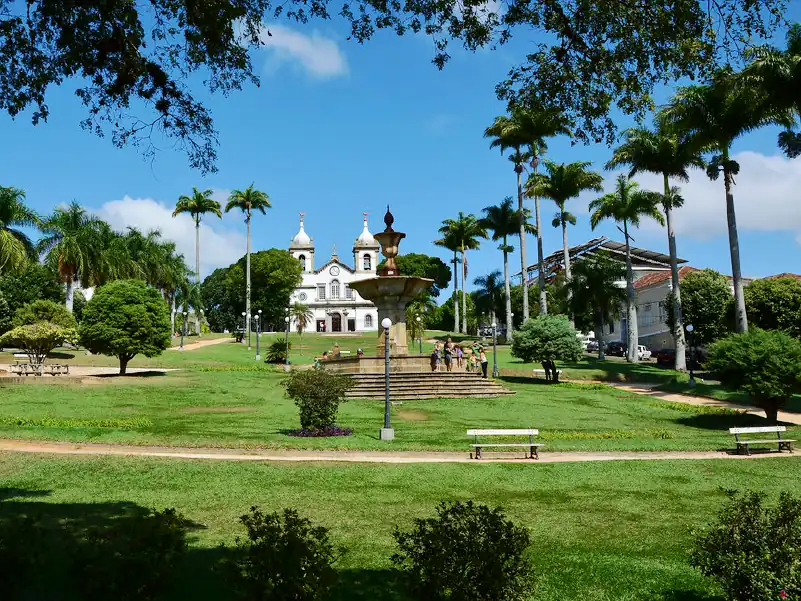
[[0, 370, 794, 451], [658, 380, 801, 414], [1, 453, 801, 600]]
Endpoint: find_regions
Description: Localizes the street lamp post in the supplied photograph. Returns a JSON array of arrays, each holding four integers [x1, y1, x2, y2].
[[284, 316, 290, 367], [492, 321, 499, 378], [380, 317, 394, 441], [180, 311, 187, 350], [685, 324, 695, 385], [254, 314, 261, 361], [247, 312, 252, 350], [241, 312, 246, 345], [199, 309, 204, 338], [416, 315, 422, 354]]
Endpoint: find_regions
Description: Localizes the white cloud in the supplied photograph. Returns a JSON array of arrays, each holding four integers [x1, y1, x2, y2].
[[257, 24, 347, 78], [610, 151, 801, 241], [96, 196, 247, 278]]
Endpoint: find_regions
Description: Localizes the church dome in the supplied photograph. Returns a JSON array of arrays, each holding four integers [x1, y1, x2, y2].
[[354, 213, 377, 247], [290, 214, 312, 248]]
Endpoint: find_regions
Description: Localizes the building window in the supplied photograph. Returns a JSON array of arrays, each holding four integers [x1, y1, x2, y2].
[[609, 322, 615, 334], [298, 254, 306, 271], [330, 279, 340, 300], [363, 254, 371, 270], [642, 303, 653, 327], [317, 284, 326, 300], [345, 285, 352, 300], [365, 314, 373, 328]]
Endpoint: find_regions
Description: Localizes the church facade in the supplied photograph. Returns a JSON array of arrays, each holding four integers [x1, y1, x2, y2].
[[288, 213, 380, 333]]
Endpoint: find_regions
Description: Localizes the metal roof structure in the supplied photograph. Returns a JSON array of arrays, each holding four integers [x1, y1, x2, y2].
[[514, 237, 687, 283]]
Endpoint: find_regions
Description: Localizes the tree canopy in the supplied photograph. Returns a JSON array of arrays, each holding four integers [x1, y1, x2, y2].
[[743, 277, 801, 339], [511, 314, 583, 367], [79, 279, 171, 374], [666, 269, 733, 346], [13, 299, 76, 329], [0, 262, 62, 317], [378, 253, 451, 298]]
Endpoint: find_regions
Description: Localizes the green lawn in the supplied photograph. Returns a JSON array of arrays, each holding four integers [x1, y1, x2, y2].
[[0, 370, 792, 451], [658, 380, 801, 414], [1, 452, 800, 600]]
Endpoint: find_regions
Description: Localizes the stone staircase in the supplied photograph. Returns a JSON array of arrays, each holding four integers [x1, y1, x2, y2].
[[343, 371, 515, 400]]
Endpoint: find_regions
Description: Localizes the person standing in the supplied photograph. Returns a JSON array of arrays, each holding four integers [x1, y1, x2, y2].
[[480, 347, 488, 379], [443, 337, 453, 372], [456, 345, 463, 369]]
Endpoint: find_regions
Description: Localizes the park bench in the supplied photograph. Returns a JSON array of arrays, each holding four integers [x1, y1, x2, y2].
[[730, 426, 795, 455], [43, 364, 70, 376], [532, 368, 561, 380], [9, 363, 42, 376], [467, 429, 543, 460]]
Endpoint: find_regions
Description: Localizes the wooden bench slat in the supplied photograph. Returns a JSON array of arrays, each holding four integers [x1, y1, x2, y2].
[[730, 426, 786, 434], [467, 429, 538, 436], [738, 439, 796, 445], [470, 443, 545, 448]]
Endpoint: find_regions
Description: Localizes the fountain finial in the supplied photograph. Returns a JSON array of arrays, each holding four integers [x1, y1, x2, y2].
[[383, 205, 395, 232]]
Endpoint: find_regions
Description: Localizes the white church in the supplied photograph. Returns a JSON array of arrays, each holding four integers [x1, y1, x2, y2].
[[288, 213, 380, 333]]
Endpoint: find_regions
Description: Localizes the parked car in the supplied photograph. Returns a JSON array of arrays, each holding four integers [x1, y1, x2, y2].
[[637, 345, 652, 360], [586, 340, 599, 352], [606, 341, 626, 357], [656, 348, 675, 367]]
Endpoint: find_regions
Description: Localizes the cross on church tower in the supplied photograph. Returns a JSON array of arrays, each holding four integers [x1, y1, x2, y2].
[[331, 243, 338, 258]]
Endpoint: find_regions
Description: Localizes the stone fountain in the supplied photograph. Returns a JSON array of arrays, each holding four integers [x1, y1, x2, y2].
[[349, 207, 433, 359]]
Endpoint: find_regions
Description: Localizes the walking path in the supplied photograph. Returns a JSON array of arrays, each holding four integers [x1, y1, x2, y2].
[[610, 383, 801, 426], [167, 337, 232, 351], [0, 439, 795, 464]]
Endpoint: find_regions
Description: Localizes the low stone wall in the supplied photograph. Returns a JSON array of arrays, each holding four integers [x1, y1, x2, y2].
[[322, 355, 431, 374]]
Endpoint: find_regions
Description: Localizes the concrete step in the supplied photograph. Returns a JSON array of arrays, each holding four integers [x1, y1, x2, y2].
[[342, 371, 514, 399]]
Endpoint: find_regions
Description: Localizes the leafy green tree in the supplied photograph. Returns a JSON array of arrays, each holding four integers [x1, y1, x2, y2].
[[91, 222, 133, 286], [378, 253, 451, 298], [606, 123, 705, 370], [72, 290, 87, 323], [226, 184, 271, 343], [511, 314, 583, 382], [0, 186, 39, 275], [79, 280, 171, 375], [0, 291, 11, 336], [473, 270, 503, 326], [589, 175, 664, 362], [201, 266, 239, 334], [0, 262, 63, 316], [13, 299, 76, 329], [707, 329, 801, 424], [744, 277, 801, 339], [37, 201, 104, 312], [0, 322, 77, 366], [665, 269, 733, 346], [407, 296, 437, 347], [485, 108, 569, 318], [429, 291, 478, 334], [662, 67, 792, 334], [290, 302, 314, 349]]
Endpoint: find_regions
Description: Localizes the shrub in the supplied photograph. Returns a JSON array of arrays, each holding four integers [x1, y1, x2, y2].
[[265, 337, 291, 364], [691, 490, 801, 601], [78, 507, 188, 601], [0, 322, 77, 365], [706, 329, 801, 424], [13, 299, 77, 329], [227, 507, 340, 601], [511, 314, 583, 382], [392, 500, 535, 601], [79, 280, 171, 375], [0, 291, 11, 336], [282, 369, 353, 431]]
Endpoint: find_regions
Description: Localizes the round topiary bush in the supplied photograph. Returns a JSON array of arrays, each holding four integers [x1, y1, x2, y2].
[[281, 369, 354, 435]]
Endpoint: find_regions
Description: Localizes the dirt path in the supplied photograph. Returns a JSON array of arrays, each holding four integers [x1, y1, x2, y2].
[[167, 337, 232, 351], [610, 383, 801, 426], [0, 439, 796, 464]]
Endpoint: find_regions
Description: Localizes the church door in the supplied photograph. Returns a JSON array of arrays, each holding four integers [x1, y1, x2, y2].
[[331, 313, 342, 332]]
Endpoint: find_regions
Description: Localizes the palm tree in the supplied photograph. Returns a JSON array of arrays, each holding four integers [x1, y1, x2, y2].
[[124, 227, 166, 286], [589, 175, 664, 362], [225, 184, 271, 344], [439, 212, 487, 334], [90, 222, 133, 286], [434, 229, 461, 333], [290, 302, 314, 349], [173, 187, 222, 334], [160, 247, 192, 335], [484, 107, 570, 319], [473, 270, 503, 326], [406, 296, 437, 347], [37, 202, 103, 312], [568, 254, 627, 360], [526, 160, 603, 318], [480, 198, 517, 340], [606, 125, 705, 370], [660, 67, 792, 333], [0, 186, 39, 275]]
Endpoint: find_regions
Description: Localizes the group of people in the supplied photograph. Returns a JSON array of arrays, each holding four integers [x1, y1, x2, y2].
[[430, 337, 489, 378]]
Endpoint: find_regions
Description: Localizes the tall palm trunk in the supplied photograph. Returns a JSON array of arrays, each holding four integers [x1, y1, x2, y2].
[[502, 236, 513, 341], [194, 217, 201, 335], [595, 313, 606, 360], [245, 210, 251, 344], [533, 160, 547, 315], [65, 277, 75, 312], [663, 173, 686, 371], [461, 248, 467, 334], [623, 220, 638, 363], [560, 210, 573, 326], [723, 150, 748, 333], [170, 294, 176, 335], [516, 164, 529, 321], [452, 251, 460, 333]]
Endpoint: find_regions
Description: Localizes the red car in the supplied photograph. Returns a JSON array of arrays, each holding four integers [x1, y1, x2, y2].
[[656, 348, 675, 367]]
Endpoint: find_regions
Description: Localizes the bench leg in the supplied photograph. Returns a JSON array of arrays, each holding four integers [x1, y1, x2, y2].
[[475, 447, 482, 460], [529, 446, 539, 460]]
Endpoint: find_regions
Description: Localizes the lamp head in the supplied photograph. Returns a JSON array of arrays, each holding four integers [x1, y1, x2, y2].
[[284, 316, 290, 323], [241, 312, 246, 317], [258, 309, 262, 314], [381, 317, 392, 329], [685, 324, 694, 333], [182, 311, 187, 316], [492, 322, 496, 328], [254, 315, 259, 321], [416, 316, 421, 323]]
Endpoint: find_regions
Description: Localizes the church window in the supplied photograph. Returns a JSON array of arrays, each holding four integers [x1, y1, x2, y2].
[[365, 314, 373, 328], [317, 284, 326, 300], [331, 279, 340, 300], [298, 254, 306, 271], [345, 285, 352, 300], [363, 254, 371, 270]]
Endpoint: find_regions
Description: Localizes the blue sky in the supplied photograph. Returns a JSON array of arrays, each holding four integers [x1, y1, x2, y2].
[[4, 13, 801, 293]]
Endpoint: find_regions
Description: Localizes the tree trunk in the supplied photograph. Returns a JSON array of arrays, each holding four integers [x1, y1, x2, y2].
[[723, 155, 748, 333], [65, 278, 75, 312], [624, 221, 639, 363], [517, 165, 529, 322], [664, 173, 687, 372], [561, 213, 573, 327], [195, 218, 201, 335], [170, 294, 176, 335], [461, 249, 467, 334], [503, 239, 513, 341], [246, 211, 251, 344], [533, 161, 547, 315], [453, 251, 460, 333], [119, 355, 130, 375], [595, 314, 605, 360], [762, 398, 780, 425], [552, 362, 560, 383]]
